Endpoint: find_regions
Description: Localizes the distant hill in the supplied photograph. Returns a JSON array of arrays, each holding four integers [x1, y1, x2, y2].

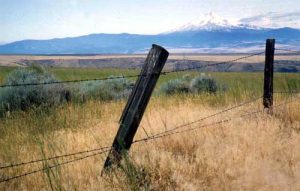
[[1, 12, 300, 54]]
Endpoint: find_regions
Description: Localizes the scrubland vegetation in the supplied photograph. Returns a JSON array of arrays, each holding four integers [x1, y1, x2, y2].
[[0, 65, 299, 190]]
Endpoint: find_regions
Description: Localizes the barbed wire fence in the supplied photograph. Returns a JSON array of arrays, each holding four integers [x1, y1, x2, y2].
[[0, 48, 298, 89], [275, 48, 300, 54], [0, 93, 299, 184], [0, 51, 265, 88], [0, 41, 300, 185]]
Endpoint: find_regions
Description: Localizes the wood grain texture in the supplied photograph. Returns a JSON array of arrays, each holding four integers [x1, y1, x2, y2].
[[103, 45, 169, 169]]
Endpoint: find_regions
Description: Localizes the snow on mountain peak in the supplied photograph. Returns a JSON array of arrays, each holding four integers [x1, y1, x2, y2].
[[194, 12, 231, 26], [165, 11, 300, 34], [174, 12, 238, 32]]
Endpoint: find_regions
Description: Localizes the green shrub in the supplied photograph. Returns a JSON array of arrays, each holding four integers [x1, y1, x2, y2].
[[0, 66, 67, 117], [190, 76, 218, 93], [159, 74, 225, 95], [70, 77, 134, 102], [0, 65, 135, 117], [159, 78, 190, 95]]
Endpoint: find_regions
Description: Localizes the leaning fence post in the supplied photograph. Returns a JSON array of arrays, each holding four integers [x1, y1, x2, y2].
[[103, 44, 169, 170], [263, 39, 275, 112]]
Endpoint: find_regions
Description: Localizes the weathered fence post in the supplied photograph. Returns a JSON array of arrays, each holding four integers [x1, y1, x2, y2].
[[103, 44, 169, 170], [263, 39, 275, 111]]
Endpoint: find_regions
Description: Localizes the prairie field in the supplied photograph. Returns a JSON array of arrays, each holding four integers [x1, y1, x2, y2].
[[1, 54, 300, 67], [0, 65, 300, 190], [0, 54, 299, 73], [1, 0, 300, 190]]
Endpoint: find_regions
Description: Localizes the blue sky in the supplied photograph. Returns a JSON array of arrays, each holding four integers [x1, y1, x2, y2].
[[1, 0, 300, 43]]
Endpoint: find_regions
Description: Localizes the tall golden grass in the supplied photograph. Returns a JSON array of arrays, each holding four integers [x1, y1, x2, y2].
[[0, 94, 299, 190]]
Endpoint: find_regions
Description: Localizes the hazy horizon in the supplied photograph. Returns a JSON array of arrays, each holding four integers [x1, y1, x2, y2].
[[1, 0, 300, 43]]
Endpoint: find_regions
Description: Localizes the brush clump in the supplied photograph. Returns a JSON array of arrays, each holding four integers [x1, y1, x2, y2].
[[159, 74, 226, 95]]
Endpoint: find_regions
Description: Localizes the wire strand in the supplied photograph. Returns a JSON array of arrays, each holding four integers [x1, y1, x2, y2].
[[163, 51, 265, 74], [0, 145, 110, 170], [275, 48, 300, 54], [0, 95, 262, 170], [0, 51, 265, 88], [1, 96, 299, 184], [0, 149, 110, 183], [134, 95, 262, 139], [134, 96, 300, 144], [274, 91, 300, 94]]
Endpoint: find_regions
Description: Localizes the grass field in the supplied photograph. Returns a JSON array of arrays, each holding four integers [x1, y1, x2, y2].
[[1, 66, 299, 106], [0, 66, 300, 190], [1, 54, 299, 67], [1, 66, 299, 92]]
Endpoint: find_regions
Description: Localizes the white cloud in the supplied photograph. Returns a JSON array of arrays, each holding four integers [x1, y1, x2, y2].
[[239, 11, 300, 29]]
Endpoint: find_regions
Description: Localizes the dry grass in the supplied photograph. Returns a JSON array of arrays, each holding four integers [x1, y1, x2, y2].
[[0, 55, 147, 67], [0, 95, 299, 190], [1, 54, 299, 66]]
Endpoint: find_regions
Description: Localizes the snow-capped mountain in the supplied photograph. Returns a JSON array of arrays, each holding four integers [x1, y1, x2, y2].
[[171, 11, 300, 33], [0, 12, 300, 54], [169, 12, 269, 33], [171, 12, 239, 32]]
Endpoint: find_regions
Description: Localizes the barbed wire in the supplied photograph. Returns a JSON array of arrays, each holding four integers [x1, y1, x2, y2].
[[2, 49, 299, 184], [134, 95, 300, 144], [0, 145, 110, 170], [1, 95, 299, 184], [0, 44, 298, 185], [0, 51, 265, 88], [163, 51, 265, 74], [275, 48, 300, 54], [134, 95, 263, 139], [0, 95, 263, 182], [0, 95, 262, 170], [0, 75, 140, 88], [1, 92, 295, 171], [0, 148, 110, 183], [274, 91, 300, 94]]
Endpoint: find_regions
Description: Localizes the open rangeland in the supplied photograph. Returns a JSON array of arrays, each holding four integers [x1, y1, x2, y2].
[[0, 64, 299, 190], [0, 53, 299, 73], [0, 94, 299, 190]]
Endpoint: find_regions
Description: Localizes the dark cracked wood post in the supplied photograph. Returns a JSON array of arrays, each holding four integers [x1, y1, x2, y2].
[[103, 44, 169, 170], [263, 39, 275, 112]]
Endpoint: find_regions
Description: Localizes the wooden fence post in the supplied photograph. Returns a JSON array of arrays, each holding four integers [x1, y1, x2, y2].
[[103, 44, 169, 170], [263, 39, 275, 111]]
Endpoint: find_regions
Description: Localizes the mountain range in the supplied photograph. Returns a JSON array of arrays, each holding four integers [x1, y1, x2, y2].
[[1, 12, 300, 54]]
